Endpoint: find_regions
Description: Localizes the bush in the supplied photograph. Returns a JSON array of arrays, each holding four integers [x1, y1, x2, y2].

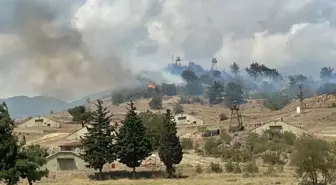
[[262, 152, 285, 165], [220, 131, 232, 144], [219, 113, 228, 121], [263, 166, 277, 177], [203, 138, 221, 157], [332, 103, 336, 108], [148, 95, 163, 109], [191, 96, 202, 104], [262, 92, 290, 110], [195, 164, 203, 174], [208, 162, 223, 173], [243, 161, 259, 173], [225, 161, 234, 172], [180, 138, 193, 150], [232, 162, 242, 173], [173, 103, 184, 114], [179, 96, 191, 104]]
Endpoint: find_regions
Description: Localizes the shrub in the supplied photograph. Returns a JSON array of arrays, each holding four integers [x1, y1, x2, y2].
[[262, 152, 286, 165], [173, 103, 184, 114], [148, 95, 163, 109], [243, 161, 259, 173], [204, 138, 221, 157], [220, 131, 232, 144], [179, 96, 191, 104], [219, 113, 228, 121], [263, 166, 277, 177], [225, 161, 234, 172], [191, 96, 202, 104], [180, 138, 193, 150], [195, 164, 203, 174], [232, 162, 242, 173], [332, 103, 336, 108], [208, 162, 223, 173], [283, 131, 296, 145]]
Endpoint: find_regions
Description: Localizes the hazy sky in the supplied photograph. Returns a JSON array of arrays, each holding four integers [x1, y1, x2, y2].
[[1, 0, 336, 100]]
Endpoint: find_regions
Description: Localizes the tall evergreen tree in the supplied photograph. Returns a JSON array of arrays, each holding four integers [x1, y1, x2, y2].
[[158, 109, 183, 178], [16, 145, 49, 185], [80, 99, 117, 179], [0, 102, 20, 185], [230, 62, 240, 77], [116, 101, 152, 178]]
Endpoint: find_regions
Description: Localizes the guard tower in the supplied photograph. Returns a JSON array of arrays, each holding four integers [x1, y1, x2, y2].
[[229, 100, 244, 133], [175, 56, 181, 67], [211, 58, 218, 71], [296, 84, 304, 112]]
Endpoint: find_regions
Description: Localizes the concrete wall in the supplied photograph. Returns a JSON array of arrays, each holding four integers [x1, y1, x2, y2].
[[45, 151, 87, 172], [173, 114, 204, 125], [251, 121, 307, 136], [18, 116, 60, 128]]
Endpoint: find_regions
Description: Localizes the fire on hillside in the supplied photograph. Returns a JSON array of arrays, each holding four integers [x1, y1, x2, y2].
[[148, 83, 155, 89]]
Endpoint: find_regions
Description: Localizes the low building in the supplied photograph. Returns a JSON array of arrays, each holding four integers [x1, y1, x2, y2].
[[249, 121, 308, 136], [45, 140, 86, 172], [18, 116, 60, 128], [45, 151, 87, 172], [173, 113, 204, 125]]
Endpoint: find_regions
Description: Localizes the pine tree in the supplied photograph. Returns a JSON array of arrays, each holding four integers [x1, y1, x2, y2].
[[158, 109, 183, 178], [16, 145, 49, 185], [116, 101, 152, 178], [0, 102, 20, 185], [80, 99, 117, 180]]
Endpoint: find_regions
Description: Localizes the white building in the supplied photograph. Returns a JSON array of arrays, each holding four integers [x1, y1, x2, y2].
[[173, 113, 204, 125], [18, 116, 60, 128]]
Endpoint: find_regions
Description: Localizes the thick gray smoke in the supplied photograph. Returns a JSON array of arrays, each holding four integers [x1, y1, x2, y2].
[[1, 0, 336, 100]]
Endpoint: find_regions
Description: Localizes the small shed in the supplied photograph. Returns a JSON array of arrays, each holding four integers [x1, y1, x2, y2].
[[45, 151, 87, 172], [249, 121, 308, 136], [18, 116, 60, 128], [173, 113, 204, 125]]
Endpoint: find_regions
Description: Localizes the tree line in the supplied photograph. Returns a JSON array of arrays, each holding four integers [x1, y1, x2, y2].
[[80, 99, 183, 179]]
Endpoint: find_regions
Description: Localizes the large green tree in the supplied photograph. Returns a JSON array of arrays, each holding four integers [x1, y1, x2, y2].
[[181, 70, 198, 84], [230, 62, 240, 77], [208, 81, 224, 104], [0, 102, 20, 185], [116, 101, 152, 178], [80, 99, 117, 179], [158, 109, 183, 178], [223, 82, 244, 106], [16, 145, 49, 185], [68, 106, 92, 128]]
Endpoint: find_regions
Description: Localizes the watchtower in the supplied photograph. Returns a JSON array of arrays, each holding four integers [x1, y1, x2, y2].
[[229, 100, 244, 132], [211, 58, 218, 71]]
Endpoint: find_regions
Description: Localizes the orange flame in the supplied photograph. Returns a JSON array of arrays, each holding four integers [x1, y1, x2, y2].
[[148, 84, 155, 89]]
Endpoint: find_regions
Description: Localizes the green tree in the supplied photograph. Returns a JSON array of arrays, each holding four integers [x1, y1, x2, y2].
[[80, 99, 117, 179], [320, 67, 334, 80], [208, 81, 224, 104], [223, 82, 244, 106], [0, 102, 21, 185], [16, 145, 49, 185], [181, 70, 198, 84], [148, 95, 163, 110], [116, 101, 152, 178], [111, 92, 123, 105], [173, 103, 184, 114], [291, 135, 336, 185], [158, 109, 183, 178], [230, 62, 240, 77], [68, 106, 92, 128], [139, 111, 165, 150], [200, 74, 213, 85]]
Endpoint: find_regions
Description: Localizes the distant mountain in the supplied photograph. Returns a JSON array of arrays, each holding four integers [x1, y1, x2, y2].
[[0, 90, 114, 119], [0, 96, 74, 119]]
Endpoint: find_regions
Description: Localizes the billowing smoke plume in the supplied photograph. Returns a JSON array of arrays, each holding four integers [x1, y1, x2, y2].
[[1, 0, 336, 100]]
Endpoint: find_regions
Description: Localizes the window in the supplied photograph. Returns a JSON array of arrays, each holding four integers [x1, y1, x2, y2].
[[177, 116, 187, 120], [269, 126, 283, 130]]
